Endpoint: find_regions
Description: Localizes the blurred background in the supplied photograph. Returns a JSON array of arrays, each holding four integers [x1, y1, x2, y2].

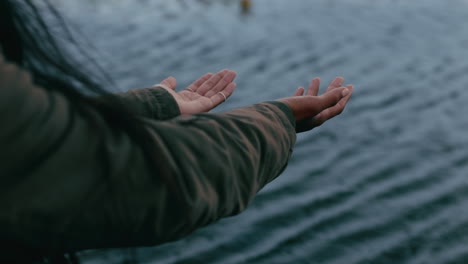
[[53, 0, 468, 263]]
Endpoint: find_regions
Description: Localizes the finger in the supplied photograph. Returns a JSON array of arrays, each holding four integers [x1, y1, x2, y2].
[[336, 84, 354, 109], [210, 82, 237, 108], [314, 85, 354, 124], [159, 76, 177, 90], [316, 86, 350, 111], [307, 77, 320, 96], [186, 73, 213, 92], [294, 87, 305, 96], [205, 70, 237, 97], [197, 70, 226, 96], [326, 76, 344, 92]]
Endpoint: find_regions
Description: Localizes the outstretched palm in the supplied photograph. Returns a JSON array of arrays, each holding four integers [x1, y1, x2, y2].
[[158, 69, 237, 115], [288, 76, 354, 132]]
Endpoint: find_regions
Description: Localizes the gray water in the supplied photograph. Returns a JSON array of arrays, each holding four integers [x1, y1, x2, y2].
[[57, 0, 468, 263]]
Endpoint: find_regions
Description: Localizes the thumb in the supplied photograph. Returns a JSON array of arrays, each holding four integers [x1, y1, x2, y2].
[[159, 76, 177, 90], [317, 87, 349, 110]]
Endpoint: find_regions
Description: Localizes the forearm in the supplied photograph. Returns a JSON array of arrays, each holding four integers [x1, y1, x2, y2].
[[73, 101, 297, 250]]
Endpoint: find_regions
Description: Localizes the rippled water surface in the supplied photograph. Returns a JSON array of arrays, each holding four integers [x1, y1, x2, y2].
[[56, 0, 468, 263]]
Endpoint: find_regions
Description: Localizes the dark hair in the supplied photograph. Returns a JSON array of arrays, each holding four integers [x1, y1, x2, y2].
[[0, 0, 182, 263]]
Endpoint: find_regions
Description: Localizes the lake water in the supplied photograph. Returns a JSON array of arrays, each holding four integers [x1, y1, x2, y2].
[[55, 0, 468, 263]]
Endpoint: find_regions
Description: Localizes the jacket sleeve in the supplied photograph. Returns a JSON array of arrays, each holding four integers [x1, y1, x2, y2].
[[0, 58, 296, 258], [114, 86, 181, 120]]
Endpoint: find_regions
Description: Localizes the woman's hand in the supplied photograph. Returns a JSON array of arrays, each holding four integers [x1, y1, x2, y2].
[[277, 76, 354, 133], [157, 69, 237, 115]]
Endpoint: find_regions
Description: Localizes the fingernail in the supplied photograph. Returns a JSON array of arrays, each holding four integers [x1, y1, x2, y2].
[[226, 71, 236, 80], [341, 88, 350, 97]]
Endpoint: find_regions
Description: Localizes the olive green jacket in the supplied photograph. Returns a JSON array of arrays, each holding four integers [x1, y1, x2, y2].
[[0, 57, 296, 261]]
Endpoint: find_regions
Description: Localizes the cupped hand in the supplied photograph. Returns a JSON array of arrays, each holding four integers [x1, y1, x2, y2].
[[157, 69, 237, 115], [277, 76, 354, 133]]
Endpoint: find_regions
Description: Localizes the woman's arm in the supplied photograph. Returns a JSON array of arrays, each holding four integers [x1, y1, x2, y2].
[[0, 58, 294, 258]]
